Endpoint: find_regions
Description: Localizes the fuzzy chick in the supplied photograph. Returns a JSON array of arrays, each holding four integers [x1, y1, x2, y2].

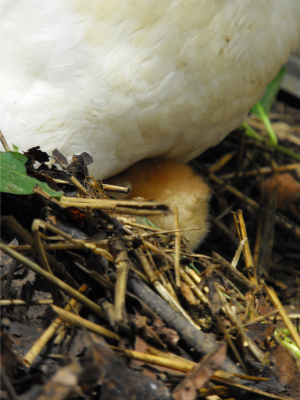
[[106, 158, 211, 250]]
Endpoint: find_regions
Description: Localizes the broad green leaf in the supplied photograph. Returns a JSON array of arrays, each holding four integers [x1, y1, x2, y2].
[[0, 151, 64, 198]]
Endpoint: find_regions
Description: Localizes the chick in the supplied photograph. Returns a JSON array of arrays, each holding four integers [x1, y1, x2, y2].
[[106, 158, 211, 250]]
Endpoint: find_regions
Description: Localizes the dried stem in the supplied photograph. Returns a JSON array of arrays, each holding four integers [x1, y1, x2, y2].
[[180, 266, 208, 305], [217, 288, 267, 364], [110, 239, 131, 324], [2, 216, 78, 288], [0, 243, 106, 320], [59, 196, 169, 216], [134, 249, 200, 330], [102, 183, 130, 194], [69, 175, 89, 195], [23, 284, 88, 367], [263, 281, 300, 351], [174, 207, 181, 288], [0, 299, 53, 306], [209, 173, 300, 242], [233, 210, 258, 285], [216, 315, 248, 374], [0, 130, 11, 151], [51, 305, 120, 341], [30, 219, 113, 261], [220, 163, 300, 180]]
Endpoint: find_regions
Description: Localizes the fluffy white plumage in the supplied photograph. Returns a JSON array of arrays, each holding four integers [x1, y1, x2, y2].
[[1, 0, 300, 179]]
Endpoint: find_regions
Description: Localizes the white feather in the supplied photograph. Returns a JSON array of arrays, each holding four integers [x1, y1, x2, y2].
[[1, 0, 300, 178]]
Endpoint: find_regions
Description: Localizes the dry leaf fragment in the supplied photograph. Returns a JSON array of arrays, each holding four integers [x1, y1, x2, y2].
[[264, 173, 300, 223], [172, 343, 227, 400]]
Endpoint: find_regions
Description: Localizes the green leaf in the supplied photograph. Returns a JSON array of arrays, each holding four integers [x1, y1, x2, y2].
[[249, 67, 287, 147], [241, 122, 300, 162], [259, 66, 286, 114], [0, 151, 64, 198], [250, 102, 278, 145], [243, 67, 300, 159], [12, 144, 19, 152], [135, 216, 161, 229]]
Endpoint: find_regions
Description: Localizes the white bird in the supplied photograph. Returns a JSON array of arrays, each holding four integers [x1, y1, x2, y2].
[[1, 0, 300, 248]]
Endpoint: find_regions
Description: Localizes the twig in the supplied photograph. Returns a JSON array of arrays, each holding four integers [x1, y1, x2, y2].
[[59, 196, 169, 216], [128, 276, 243, 376], [99, 299, 116, 328], [233, 210, 258, 285], [263, 281, 300, 351], [220, 163, 300, 180], [2, 216, 78, 288], [174, 207, 181, 288], [69, 175, 89, 195], [231, 238, 247, 269], [212, 377, 294, 400], [51, 305, 120, 341], [0, 130, 11, 151], [30, 219, 113, 261], [0, 299, 53, 306], [113, 346, 194, 372], [31, 219, 61, 305], [217, 288, 267, 364], [32, 186, 62, 205], [31, 220, 53, 275], [134, 249, 200, 329], [141, 226, 203, 238], [111, 346, 268, 386], [184, 266, 201, 284], [212, 252, 256, 293], [8, 241, 108, 253], [23, 284, 88, 367], [243, 310, 279, 326], [110, 239, 131, 324], [209, 173, 300, 242], [102, 183, 130, 194], [54, 301, 83, 344], [0, 243, 106, 320], [180, 266, 208, 305], [216, 315, 249, 374], [208, 151, 237, 174]]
